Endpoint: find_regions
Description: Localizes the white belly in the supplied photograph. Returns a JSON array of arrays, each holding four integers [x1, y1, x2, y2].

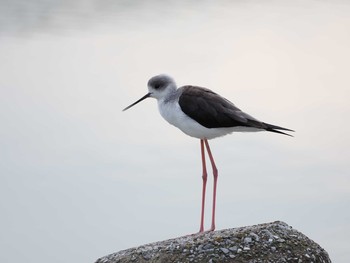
[[158, 100, 261, 139]]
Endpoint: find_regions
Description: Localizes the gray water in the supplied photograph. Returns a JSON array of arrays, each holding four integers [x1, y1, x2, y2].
[[1, 1, 350, 262]]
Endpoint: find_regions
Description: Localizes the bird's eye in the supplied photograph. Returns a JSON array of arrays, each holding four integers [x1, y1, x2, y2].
[[155, 84, 165, 90], [153, 84, 162, 90]]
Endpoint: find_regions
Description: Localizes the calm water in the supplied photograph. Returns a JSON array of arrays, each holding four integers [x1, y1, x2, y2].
[[1, 1, 350, 262]]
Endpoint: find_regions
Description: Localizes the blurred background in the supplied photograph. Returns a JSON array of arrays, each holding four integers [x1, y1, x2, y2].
[[1, 0, 349, 262]]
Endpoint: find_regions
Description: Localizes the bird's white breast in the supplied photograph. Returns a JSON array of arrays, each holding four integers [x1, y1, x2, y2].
[[157, 99, 251, 139]]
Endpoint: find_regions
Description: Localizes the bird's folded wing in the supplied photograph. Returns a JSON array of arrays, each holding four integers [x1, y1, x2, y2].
[[178, 86, 258, 129]]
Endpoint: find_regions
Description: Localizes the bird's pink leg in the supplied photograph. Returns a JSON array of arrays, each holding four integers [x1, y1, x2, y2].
[[204, 139, 218, 231], [199, 139, 207, 233]]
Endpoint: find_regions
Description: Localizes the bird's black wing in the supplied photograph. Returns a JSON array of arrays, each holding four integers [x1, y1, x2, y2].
[[178, 86, 255, 128], [178, 86, 294, 136]]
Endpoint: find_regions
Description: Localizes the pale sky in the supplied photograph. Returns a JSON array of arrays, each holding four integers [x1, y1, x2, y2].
[[0, 1, 349, 262]]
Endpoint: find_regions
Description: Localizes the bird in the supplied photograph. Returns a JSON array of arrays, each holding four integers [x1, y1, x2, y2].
[[123, 74, 294, 233]]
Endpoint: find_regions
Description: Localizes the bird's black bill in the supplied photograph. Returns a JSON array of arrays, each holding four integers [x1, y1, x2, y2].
[[122, 93, 151, 111]]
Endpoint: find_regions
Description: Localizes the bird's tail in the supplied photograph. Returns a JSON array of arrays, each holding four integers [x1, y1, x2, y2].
[[263, 122, 295, 137]]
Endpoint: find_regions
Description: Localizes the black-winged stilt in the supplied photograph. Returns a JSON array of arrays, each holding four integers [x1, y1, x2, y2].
[[123, 74, 293, 232]]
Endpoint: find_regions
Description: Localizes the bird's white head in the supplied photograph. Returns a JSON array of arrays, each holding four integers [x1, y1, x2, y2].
[[123, 74, 177, 111], [147, 74, 177, 100]]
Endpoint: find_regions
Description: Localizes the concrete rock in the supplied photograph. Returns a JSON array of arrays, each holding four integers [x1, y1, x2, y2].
[[95, 221, 331, 263]]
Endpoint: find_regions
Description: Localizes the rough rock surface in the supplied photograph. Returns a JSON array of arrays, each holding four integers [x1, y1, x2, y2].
[[95, 221, 331, 263]]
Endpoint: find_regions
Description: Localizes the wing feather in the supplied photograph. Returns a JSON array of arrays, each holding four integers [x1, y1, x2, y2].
[[178, 86, 252, 128], [178, 86, 294, 136]]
